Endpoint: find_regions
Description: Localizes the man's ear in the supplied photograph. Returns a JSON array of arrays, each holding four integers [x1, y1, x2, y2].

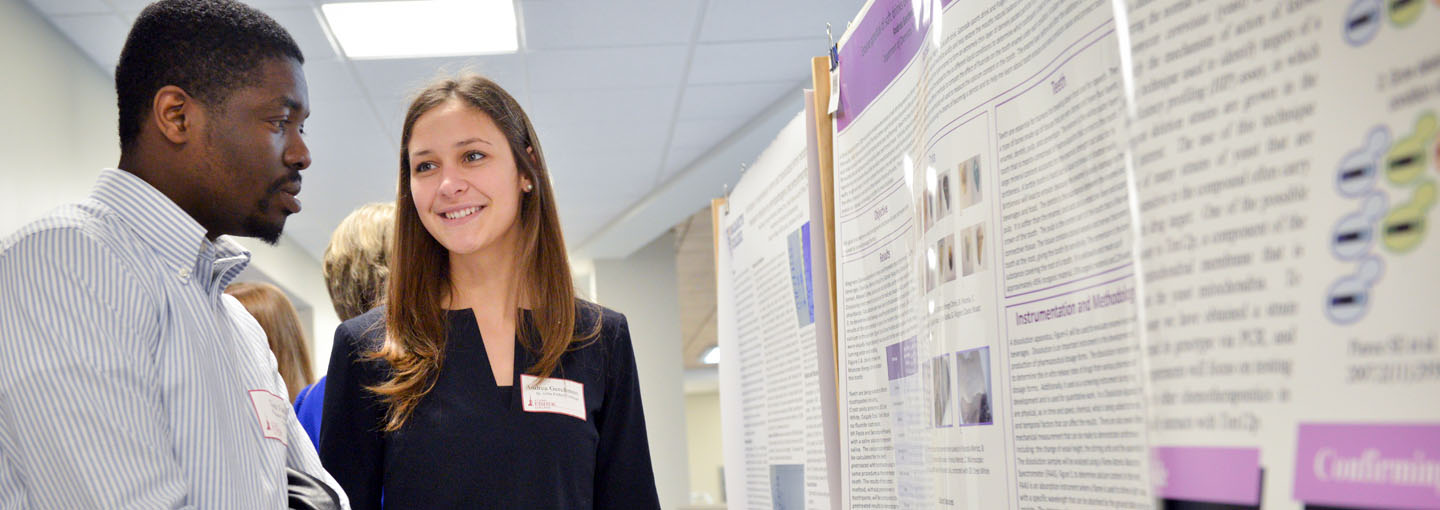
[[152, 85, 201, 145]]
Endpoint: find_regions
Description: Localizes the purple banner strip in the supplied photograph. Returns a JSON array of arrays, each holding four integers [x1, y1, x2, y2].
[[1294, 423, 1440, 510], [836, 0, 930, 132], [1153, 446, 1261, 505]]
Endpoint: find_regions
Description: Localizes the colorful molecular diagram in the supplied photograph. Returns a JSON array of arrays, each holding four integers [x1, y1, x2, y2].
[[1345, 0, 1435, 45], [1326, 256, 1384, 325], [1386, 113, 1436, 185], [1328, 111, 1437, 324], [1332, 193, 1388, 260], [1337, 126, 1389, 197], [1345, 0, 1384, 45], [1390, 0, 1425, 27], [1382, 181, 1435, 253]]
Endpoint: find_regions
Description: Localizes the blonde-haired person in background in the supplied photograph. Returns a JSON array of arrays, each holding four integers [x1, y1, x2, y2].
[[225, 282, 316, 402], [323, 203, 395, 320], [292, 202, 396, 448]]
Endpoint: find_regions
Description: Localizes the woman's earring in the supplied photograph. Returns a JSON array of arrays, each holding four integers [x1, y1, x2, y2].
[[524, 182, 534, 192]]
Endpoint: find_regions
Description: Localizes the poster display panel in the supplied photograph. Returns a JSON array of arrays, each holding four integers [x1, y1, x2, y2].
[[823, 0, 1440, 508], [717, 111, 840, 510]]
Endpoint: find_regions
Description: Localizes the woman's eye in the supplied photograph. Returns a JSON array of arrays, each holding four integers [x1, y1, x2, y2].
[[414, 162, 436, 173], [464, 151, 486, 162]]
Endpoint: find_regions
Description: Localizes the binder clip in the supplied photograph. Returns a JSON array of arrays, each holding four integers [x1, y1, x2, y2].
[[827, 23, 838, 71]]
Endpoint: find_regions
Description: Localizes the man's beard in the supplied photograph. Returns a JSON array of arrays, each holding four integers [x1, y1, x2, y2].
[[241, 205, 285, 245], [243, 172, 301, 245]]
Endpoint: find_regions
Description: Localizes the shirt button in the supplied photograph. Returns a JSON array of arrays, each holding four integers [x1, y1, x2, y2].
[[178, 268, 191, 278]]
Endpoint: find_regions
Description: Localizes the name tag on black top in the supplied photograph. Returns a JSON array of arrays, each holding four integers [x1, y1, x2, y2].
[[520, 375, 586, 421]]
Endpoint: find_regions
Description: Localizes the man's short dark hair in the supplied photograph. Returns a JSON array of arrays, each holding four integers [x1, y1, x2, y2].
[[115, 0, 304, 149]]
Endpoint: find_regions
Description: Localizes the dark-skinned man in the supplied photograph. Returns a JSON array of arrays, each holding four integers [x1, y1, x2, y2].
[[0, 1, 347, 507]]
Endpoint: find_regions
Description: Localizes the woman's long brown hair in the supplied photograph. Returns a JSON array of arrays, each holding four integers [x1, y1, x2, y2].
[[368, 74, 599, 431]]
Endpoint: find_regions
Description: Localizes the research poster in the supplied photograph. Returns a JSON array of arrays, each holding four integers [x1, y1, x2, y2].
[[824, 0, 1440, 509], [832, 0, 1148, 508], [717, 111, 840, 510], [1129, 1, 1440, 509]]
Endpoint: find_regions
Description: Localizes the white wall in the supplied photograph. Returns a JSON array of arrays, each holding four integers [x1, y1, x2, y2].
[[594, 231, 691, 508], [0, 0, 119, 234], [685, 390, 725, 504], [0, 0, 338, 378]]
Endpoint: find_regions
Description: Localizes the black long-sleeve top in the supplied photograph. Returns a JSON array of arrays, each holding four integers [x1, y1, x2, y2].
[[318, 303, 661, 510]]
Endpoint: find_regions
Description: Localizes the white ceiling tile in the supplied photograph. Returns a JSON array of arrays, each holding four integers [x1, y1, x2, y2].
[[700, 0, 868, 42], [556, 187, 649, 244], [670, 117, 748, 148], [527, 86, 676, 132], [371, 95, 410, 145], [551, 146, 658, 242], [352, 55, 528, 103], [537, 119, 668, 155], [677, 81, 798, 120], [261, 7, 337, 62], [521, 0, 701, 50], [50, 13, 129, 72], [26, 0, 110, 16], [286, 93, 399, 257], [302, 96, 394, 171], [687, 38, 826, 84], [661, 144, 711, 180], [549, 147, 663, 196], [302, 59, 362, 102], [526, 45, 688, 91]]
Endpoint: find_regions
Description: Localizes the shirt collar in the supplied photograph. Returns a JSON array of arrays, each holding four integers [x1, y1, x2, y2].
[[91, 168, 251, 287]]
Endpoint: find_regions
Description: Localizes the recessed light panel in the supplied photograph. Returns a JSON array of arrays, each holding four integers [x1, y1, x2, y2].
[[321, 1, 518, 59]]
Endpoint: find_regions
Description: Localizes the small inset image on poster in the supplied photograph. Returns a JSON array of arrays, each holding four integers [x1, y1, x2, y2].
[[957, 155, 982, 210], [923, 164, 954, 232], [960, 229, 974, 276], [769, 464, 804, 510], [930, 353, 955, 428], [961, 224, 989, 277], [785, 222, 815, 326], [974, 224, 987, 271], [938, 234, 958, 284], [925, 245, 938, 293], [956, 346, 994, 426]]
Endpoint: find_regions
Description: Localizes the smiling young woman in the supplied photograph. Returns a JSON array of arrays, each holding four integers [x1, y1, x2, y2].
[[319, 75, 661, 510]]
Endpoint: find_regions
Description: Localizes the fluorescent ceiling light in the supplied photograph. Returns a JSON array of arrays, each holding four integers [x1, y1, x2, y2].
[[322, 1, 518, 59], [701, 345, 720, 365]]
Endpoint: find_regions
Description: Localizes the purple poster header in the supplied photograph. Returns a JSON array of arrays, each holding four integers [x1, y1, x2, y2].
[[1153, 446, 1261, 505], [1294, 423, 1440, 509], [885, 337, 918, 381], [836, 0, 931, 132]]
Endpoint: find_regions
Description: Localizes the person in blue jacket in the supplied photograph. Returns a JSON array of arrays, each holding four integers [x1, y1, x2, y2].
[[293, 202, 395, 447], [318, 75, 661, 509]]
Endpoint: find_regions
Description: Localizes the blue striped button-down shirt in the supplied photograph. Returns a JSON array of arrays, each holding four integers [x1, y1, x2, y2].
[[0, 169, 349, 509]]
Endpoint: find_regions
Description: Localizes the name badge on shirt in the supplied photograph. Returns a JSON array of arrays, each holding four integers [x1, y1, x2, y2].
[[520, 374, 586, 421], [248, 389, 290, 445]]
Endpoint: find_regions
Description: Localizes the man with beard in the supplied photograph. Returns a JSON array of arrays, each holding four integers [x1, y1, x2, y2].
[[0, 1, 346, 507]]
